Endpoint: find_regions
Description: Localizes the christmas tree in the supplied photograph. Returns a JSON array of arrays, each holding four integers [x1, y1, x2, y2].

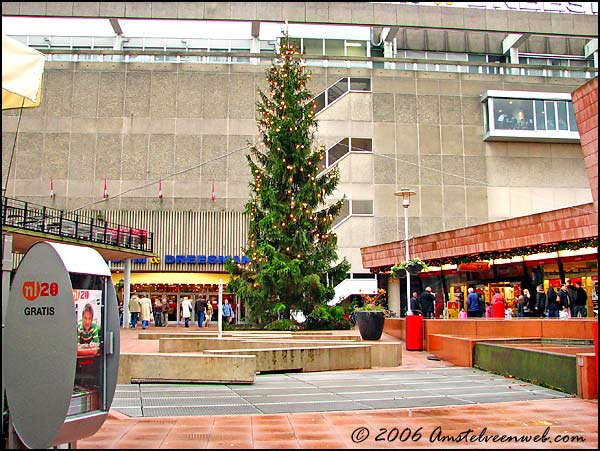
[[227, 32, 350, 323]]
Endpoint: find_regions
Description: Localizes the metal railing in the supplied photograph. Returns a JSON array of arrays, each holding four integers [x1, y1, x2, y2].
[[1, 196, 153, 253]]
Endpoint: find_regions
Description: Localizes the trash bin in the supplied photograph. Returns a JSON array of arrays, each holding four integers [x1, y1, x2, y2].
[[491, 300, 505, 318], [405, 314, 424, 351]]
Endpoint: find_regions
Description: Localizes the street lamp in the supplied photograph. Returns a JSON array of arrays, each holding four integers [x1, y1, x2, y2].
[[395, 189, 416, 315]]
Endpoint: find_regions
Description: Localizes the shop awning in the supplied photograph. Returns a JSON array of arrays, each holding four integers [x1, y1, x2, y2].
[[2, 34, 45, 110], [111, 272, 227, 285], [361, 203, 598, 270]]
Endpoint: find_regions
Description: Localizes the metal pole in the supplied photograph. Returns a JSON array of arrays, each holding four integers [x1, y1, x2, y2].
[[123, 258, 131, 329], [217, 279, 223, 338], [404, 206, 412, 315]]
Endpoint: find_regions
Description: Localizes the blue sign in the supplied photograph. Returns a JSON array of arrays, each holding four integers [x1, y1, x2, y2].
[[164, 255, 251, 265]]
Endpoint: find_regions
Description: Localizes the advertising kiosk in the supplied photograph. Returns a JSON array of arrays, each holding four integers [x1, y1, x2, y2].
[[3, 242, 120, 449]]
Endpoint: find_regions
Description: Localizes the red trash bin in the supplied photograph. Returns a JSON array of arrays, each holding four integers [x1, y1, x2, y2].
[[405, 314, 423, 351], [491, 300, 505, 318]]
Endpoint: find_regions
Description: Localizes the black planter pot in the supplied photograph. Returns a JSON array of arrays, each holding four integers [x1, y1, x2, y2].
[[407, 265, 423, 275], [355, 310, 385, 340]]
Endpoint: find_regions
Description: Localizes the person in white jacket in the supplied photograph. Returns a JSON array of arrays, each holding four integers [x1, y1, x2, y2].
[[180, 296, 193, 328]]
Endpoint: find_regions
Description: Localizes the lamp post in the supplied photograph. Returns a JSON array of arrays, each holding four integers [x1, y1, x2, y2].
[[395, 189, 416, 315]]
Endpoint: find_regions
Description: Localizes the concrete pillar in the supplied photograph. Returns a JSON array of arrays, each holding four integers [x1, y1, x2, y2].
[[123, 258, 131, 328]]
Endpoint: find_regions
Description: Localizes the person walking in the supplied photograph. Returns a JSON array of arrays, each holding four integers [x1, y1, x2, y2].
[[153, 297, 163, 327], [181, 296, 193, 328], [522, 288, 533, 317], [161, 297, 169, 327], [195, 296, 207, 328], [222, 299, 233, 324], [573, 282, 588, 318], [557, 284, 571, 316], [546, 286, 559, 318], [409, 291, 421, 315], [128, 293, 141, 329], [419, 287, 435, 319], [466, 287, 481, 318], [205, 301, 213, 327], [139, 294, 153, 329], [534, 285, 547, 318]]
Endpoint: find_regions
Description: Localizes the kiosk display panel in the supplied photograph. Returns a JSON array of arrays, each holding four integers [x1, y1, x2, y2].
[[4, 242, 120, 449]]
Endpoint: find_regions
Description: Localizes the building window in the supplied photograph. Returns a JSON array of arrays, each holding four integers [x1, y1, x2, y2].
[[322, 137, 373, 169], [332, 199, 374, 228], [482, 90, 580, 143]]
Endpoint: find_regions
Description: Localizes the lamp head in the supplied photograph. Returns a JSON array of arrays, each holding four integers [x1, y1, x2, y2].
[[394, 189, 416, 208]]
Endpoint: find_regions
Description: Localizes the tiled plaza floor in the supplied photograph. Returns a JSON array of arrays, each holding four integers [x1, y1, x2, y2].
[[78, 325, 598, 449]]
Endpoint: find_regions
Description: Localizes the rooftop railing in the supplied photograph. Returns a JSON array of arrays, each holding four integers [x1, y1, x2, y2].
[[1, 196, 153, 253]]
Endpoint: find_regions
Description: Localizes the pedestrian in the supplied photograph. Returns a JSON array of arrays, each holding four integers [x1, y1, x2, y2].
[[516, 295, 526, 317], [572, 282, 588, 318], [557, 284, 571, 316], [484, 302, 491, 318], [419, 287, 435, 319], [153, 297, 163, 327], [534, 284, 547, 318], [118, 299, 124, 327], [139, 294, 153, 329], [466, 287, 481, 318], [195, 295, 207, 328], [546, 286, 559, 318], [409, 291, 421, 315], [205, 300, 213, 327], [128, 293, 141, 329], [222, 299, 233, 324], [458, 308, 468, 319], [181, 296, 193, 327], [522, 288, 533, 317], [161, 297, 169, 327]]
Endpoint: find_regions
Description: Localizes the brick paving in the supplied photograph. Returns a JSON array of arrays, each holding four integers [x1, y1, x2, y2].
[[78, 325, 598, 449]]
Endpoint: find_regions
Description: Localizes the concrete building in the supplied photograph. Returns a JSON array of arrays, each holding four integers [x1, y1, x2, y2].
[[2, 2, 598, 321]]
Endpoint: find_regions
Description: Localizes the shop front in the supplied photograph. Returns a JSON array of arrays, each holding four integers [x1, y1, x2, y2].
[[112, 272, 241, 325]]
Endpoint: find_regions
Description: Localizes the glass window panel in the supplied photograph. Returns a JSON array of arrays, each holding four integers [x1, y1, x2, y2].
[[468, 54, 485, 74], [288, 38, 301, 52], [230, 39, 251, 51], [303, 38, 323, 56], [313, 92, 326, 114], [325, 39, 344, 56], [349, 78, 371, 91], [545, 101, 557, 130], [350, 138, 372, 152], [345, 40, 366, 57], [328, 78, 348, 104], [556, 101, 569, 130], [332, 200, 350, 227], [493, 98, 512, 130], [567, 102, 578, 131], [328, 138, 349, 166], [534, 100, 546, 130], [209, 39, 230, 51], [509, 99, 534, 130], [351, 200, 374, 216]]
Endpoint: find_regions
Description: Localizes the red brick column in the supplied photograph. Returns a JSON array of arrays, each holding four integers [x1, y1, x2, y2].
[[572, 77, 598, 218]]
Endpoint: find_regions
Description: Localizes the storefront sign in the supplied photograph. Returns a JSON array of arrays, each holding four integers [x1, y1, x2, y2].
[[164, 255, 251, 265], [458, 262, 490, 272]]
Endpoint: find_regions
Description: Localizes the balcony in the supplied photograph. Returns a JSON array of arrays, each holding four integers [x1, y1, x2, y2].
[[2, 196, 153, 255]]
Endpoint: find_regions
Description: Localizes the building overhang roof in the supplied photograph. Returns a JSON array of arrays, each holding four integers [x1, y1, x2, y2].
[[360, 203, 598, 270]]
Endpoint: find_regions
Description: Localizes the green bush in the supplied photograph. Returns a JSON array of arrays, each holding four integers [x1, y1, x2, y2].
[[305, 305, 353, 330], [263, 319, 302, 331]]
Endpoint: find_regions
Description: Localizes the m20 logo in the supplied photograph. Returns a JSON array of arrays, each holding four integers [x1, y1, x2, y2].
[[22, 281, 59, 301]]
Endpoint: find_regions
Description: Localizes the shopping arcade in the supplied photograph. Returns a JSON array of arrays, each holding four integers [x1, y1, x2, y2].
[[360, 202, 598, 316]]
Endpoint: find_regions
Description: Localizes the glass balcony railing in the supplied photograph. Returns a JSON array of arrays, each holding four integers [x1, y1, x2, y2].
[[2, 196, 153, 252]]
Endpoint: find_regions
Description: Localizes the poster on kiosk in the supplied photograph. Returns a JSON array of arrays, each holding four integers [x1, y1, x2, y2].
[[3, 241, 120, 449]]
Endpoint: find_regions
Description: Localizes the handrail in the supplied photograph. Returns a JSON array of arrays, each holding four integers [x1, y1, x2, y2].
[[1, 196, 153, 253]]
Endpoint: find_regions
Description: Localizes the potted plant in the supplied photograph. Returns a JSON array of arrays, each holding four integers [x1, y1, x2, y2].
[[391, 257, 428, 278], [354, 288, 389, 340]]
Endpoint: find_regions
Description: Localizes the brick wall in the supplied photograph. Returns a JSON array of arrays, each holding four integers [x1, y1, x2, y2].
[[572, 77, 598, 215]]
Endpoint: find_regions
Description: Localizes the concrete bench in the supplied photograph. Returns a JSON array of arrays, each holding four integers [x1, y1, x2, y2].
[[204, 345, 372, 373], [118, 352, 256, 384], [158, 337, 402, 368]]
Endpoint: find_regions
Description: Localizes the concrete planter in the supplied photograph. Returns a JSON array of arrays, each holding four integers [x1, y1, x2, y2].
[[355, 310, 385, 340]]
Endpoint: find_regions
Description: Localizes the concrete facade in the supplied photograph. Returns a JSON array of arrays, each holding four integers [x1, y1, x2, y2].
[[2, 2, 597, 274]]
